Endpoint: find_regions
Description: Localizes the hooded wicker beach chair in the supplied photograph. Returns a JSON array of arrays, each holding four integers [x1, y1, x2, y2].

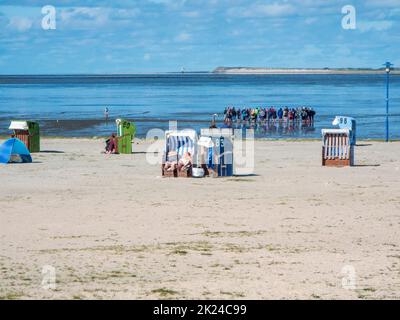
[[322, 129, 354, 167], [162, 130, 197, 178]]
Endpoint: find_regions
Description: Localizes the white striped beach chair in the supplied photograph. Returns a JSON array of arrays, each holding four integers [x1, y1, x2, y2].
[[162, 130, 197, 177], [322, 129, 354, 167]]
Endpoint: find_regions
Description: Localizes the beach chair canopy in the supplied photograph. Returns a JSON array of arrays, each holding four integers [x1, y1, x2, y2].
[[9, 121, 29, 131], [0, 138, 32, 164], [198, 136, 214, 148], [164, 130, 197, 158], [116, 119, 136, 137], [332, 116, 357, 146], [332, 116, 355, 129]]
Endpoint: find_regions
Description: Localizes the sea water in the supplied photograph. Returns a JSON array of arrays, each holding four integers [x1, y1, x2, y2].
[[0, 73, 399, 139]]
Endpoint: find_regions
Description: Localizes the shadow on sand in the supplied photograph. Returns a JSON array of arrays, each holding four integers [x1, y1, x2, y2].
[[354, 164, 380, 167], [39, 150, 65, 154], [132, 151, 159, 155], [356, 144, 373, 147], [233, 173, 260, 177]]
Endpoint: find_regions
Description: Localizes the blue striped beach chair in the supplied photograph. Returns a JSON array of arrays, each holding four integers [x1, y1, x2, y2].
[[162, 130, 197, 177]]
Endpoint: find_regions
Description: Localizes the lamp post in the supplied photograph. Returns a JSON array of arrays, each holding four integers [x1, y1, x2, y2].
[[384, 62, 393, 142]]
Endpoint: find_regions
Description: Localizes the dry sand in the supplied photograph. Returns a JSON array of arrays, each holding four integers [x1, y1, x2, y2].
[[0, 138, 399, 300]]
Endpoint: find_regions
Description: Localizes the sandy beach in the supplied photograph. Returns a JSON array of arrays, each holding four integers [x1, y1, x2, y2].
[[0, 138, 399, 300]]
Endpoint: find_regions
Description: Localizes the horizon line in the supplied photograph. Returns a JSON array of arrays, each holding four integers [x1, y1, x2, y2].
[[0, 66, 398, 77]]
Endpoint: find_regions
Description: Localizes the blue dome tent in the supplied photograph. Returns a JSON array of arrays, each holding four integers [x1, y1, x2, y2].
[[0, 138, 32, 164]]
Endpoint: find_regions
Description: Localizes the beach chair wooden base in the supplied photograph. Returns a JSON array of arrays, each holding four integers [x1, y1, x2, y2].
[[177, 167, 192, 178], [322, 150, 352, 167], [161, 164, 177, 178], [161, 164, 192, 178]]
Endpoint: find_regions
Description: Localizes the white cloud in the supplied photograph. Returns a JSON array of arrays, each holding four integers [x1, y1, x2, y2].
[[7, 16, 32, 32], [305, 17, 318, 25], [301, 44, 323, 56], [228, 2, 296, 18], [334, 46, 352, 57], [230, 29, 243, 37], [60, 7, 109, 27], [182, 11, 200, 18], [389, 8, 400, 17], [358, 20, 394, 32], [174, 31, 191, 42], [366, 0, 400, 7], [147, 0, 187, 8], [60, 7, 140, 29]]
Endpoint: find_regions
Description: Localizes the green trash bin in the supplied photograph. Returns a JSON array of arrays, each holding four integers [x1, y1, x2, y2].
[[116, 119, 136, 154], [9, 120, 40, 153]]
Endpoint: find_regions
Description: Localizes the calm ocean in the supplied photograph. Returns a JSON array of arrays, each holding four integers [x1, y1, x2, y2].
[[0, 73, 399, 139]]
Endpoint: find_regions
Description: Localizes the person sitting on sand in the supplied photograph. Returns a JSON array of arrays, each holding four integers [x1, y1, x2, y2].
[[105, 133, 117, 154]]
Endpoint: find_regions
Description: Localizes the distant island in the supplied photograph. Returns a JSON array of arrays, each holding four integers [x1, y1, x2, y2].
[[213, 67, 400, 75]]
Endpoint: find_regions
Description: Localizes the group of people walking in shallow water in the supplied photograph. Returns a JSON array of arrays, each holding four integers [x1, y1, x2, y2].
[[222, 106, 316, 127]]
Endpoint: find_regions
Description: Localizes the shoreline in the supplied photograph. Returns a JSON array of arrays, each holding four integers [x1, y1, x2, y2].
[[1, 70, 400, 77], [1, 136, 399, 143]]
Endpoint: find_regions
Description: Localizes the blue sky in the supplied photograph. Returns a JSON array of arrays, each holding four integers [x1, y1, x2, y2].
[[0, 0, 399, 74]]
